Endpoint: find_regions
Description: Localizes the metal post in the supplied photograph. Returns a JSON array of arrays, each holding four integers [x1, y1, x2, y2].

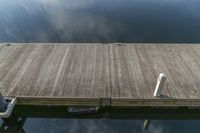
[[154, 73, 167, 97], [144, 74, 167, 130]]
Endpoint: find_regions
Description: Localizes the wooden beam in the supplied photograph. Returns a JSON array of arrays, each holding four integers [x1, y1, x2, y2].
[[16, 97, 100, 106], [14, 97, 200, 107]]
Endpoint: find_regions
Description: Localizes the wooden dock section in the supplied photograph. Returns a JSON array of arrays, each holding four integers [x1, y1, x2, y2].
[[0, 43, 200, 107]]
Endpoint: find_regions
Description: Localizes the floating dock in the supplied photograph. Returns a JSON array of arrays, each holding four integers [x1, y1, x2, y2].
[[0, 43, 200, 108]]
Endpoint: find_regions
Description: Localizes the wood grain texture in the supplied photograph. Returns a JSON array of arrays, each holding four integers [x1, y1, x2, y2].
[[0, 43, 199, 99]]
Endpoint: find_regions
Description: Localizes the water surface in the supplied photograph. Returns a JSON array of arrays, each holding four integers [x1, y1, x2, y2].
[[0, 0, 200, 43]]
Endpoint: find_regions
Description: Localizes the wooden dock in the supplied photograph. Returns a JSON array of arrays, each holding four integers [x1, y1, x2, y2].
[[0, 43, 200, 107]]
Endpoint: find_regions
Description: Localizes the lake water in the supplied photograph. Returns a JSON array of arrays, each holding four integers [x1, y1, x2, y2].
[[0, 0, 200, 132], [1, 0, 200, 43]]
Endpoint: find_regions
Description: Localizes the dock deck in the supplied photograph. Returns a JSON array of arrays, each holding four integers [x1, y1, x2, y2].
[[0, 43, 200, 106]]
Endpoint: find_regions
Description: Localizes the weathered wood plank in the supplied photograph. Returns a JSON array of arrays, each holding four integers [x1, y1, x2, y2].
[[127, 45, 145, 98], [1, 45, 33, 95], [176, 45, 200, 96], [134, 44, 157, 98], [0, 43, 199, 100], [35, 45, 67, 96], [15, 97, 200, 107], [157, 45, 199, 98], [150, 45, 178, 98]]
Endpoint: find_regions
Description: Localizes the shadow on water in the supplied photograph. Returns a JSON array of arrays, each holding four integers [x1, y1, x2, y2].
[[1, 118, 200, 133], [1, 105, 200, 132]]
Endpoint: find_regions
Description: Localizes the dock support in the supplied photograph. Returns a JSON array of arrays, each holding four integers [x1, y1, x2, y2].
[[0, 84, 17, 130], [154, 73, 167, 97], [0, 83, 17, 118]]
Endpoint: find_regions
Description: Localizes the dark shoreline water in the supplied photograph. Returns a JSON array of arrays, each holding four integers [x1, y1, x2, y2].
[[1, 119, 200, 133], [0, 0, 200, 43], [1, 0, 200, 132]]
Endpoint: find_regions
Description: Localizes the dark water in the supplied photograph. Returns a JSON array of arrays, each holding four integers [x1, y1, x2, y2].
[[1, 0, 200, 43], [1, 119, 200, 133], [1, 0, 200, 132]]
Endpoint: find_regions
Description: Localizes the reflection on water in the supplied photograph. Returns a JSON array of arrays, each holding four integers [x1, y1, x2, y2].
[[1, 118, 200, 133], [24, 119, 163, 133], [0, 0, 200, 43], [24, 119, 200, 133]]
